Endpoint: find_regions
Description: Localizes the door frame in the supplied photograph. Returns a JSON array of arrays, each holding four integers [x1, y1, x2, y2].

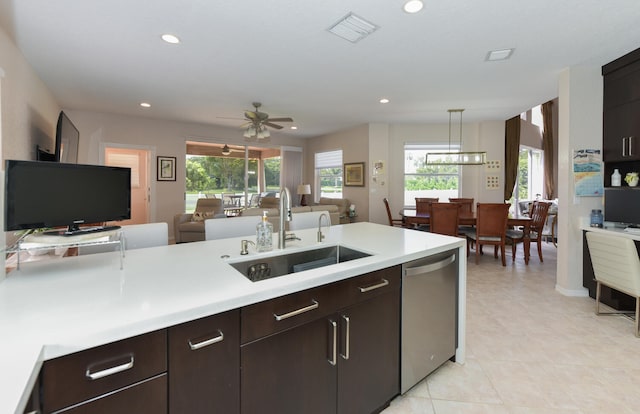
[[99, 142, 157, 223]]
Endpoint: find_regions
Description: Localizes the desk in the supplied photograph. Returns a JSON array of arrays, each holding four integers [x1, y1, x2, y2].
[[401, 209, 533, 264]]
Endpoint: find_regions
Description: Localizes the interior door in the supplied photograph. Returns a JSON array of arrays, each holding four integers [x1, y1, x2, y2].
[[105, 147, 150, 225]]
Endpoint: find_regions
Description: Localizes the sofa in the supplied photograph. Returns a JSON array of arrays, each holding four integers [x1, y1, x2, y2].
[[174, 198, 226, 243], [241, 197, 351, 228]]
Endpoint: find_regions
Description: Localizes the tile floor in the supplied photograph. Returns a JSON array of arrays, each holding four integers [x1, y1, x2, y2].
[[383, 241, 640, 414]]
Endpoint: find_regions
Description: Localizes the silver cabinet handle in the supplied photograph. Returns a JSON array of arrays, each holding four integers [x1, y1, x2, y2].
[[629, 136, 634, 157], [328, 320, 337, 366], [623, 136, 628, 157], [340, 315, 350, 360], [273, 299, 319, 321], [86, 355, 134, 380], [358, 278, 389, 293], [189, 329, 224, 350]]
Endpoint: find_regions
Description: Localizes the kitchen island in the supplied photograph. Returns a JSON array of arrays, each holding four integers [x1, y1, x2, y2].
[[0, 222, 466, 414]]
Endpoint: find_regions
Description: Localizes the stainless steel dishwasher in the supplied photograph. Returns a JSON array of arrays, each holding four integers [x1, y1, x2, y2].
[[401, 249, 458, 394]]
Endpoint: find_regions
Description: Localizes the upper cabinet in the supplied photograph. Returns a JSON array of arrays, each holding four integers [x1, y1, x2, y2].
[[602, 47, 640, 175]]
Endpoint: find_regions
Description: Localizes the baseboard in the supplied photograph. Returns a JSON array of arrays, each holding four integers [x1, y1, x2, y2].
[[555, 284, 589, 297]]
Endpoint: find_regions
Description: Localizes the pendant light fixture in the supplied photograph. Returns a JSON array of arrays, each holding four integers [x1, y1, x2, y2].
[[425, 109, 487, 165]]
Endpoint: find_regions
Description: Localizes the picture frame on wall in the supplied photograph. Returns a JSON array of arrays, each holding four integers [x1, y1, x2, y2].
[[157, 156, 176, 181], [344, 162, 365, 187]]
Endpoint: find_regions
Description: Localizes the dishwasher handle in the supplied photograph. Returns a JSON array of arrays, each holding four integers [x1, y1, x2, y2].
[[404, 254, 456, 276]]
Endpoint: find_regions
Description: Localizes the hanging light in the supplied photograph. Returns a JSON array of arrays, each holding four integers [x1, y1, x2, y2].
[[221, 144, 231, 155], [425, 109, 487, 165], [244, 123, 271, 140]]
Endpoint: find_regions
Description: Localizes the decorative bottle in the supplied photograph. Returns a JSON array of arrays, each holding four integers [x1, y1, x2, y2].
[[256, 211, 273, 252], [611, 169, 621, 187], [590, 209, 603, 228]]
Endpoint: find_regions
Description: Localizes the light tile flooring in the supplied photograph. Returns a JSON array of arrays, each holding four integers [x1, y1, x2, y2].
[[383, 241, 640, 414]]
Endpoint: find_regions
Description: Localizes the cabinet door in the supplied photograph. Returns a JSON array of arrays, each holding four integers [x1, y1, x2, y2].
[[337, 291, 400, 414], [603, 100, 640, 162], [168, 310, 240, 414], [55, 374, 167, 414], [241, 317, 336, 414]]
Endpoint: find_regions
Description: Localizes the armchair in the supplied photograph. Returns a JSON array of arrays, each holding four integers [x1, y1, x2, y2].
[[174, 198, 225, 243]]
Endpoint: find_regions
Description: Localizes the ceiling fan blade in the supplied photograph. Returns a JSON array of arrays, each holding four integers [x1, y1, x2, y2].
[[266, 117, 293, 123], [244, 111, 258, 120], [263, 122, 284, 130]]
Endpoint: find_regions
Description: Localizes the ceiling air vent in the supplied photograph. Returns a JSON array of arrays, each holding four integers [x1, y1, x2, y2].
[[327, 13, 379, 43]]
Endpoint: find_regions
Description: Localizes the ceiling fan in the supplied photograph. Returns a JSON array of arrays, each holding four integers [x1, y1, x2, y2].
[[242, 102, 293, 139], [220, 144, 244, 156]]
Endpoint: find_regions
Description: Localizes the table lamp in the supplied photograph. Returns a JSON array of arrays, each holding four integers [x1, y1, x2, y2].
[[297, 184, 311, 206]]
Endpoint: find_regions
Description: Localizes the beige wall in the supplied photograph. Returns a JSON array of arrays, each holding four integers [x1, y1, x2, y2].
[[0, 25, 60, 162], [67, 109, 305, 242], [304, 124, 370, 222]]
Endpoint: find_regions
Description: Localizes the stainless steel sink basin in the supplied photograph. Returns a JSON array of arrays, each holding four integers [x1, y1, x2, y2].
[[229, 245, 372, 282]]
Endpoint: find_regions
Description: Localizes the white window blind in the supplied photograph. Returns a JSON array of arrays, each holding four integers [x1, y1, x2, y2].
[[315, 150, 342, 169]]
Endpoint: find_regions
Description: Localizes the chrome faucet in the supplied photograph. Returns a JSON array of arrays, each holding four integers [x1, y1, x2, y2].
[[278, 187, 292, 249], [317, 212, 331, 242]]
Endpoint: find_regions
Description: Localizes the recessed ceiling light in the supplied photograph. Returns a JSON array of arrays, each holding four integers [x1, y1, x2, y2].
[[290, 126, 298, 130], [140, 102, 151, 108], [380, 98, 390, 104], [486, 48, 514, 61], [161, 34, 180, 44], [403, 0, 424, 13]]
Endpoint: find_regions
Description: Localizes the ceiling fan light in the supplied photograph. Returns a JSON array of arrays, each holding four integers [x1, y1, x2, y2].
[[221, 144, 231, 155]]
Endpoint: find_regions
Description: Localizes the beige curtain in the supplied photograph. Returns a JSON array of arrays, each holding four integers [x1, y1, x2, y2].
[[541, 100, 555, 199], [504, 116, 521, 200]]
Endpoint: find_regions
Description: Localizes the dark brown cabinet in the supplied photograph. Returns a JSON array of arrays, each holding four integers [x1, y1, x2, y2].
[[240, 266, 400, 414], [41, 329, 167, 414], [168, 310, 240, 414]]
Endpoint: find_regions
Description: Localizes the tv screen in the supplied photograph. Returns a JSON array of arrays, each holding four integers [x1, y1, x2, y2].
[[4, 160, 131, 234], [604, 188, 640, 227], [55, 111, 79, 163]]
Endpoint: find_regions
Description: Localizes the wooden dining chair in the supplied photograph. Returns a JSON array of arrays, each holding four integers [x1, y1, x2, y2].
[[414, 198, 438, 231], [466, 203, 510, 266], [506, 201, 551, 262], [383, 198, 405, 227], [448, 198, 474, 215], [429, 202, 461, 237]]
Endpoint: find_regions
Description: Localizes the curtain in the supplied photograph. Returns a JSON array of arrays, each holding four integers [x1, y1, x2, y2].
[[504, 115, 521, 200], [541, 100, 555, 199], [280, 147, 303, 198]]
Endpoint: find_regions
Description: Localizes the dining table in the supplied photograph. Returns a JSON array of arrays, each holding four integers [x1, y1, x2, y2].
[[400, 209, 534, 265]]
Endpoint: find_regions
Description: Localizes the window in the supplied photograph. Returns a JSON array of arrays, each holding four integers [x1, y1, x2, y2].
[[513, 146, 544, 214], [315, 150, 343, 199], [404, 144, 460, 206]]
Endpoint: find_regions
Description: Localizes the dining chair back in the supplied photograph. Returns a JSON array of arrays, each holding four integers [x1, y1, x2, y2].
[[586, 231, 640, 337], [448, 198, 474, 215], [415, 198, 438, 215], [467, 203, 510, 266], [506, 201, 551, 262], [429, 203, 461, 237], [383, 198, 404, 227]]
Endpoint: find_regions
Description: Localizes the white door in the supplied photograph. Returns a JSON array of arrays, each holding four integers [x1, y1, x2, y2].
[[104, 147, 150, 225]]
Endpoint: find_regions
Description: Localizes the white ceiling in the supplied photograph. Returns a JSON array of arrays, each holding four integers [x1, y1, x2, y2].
[[2, 0, 640, 138]]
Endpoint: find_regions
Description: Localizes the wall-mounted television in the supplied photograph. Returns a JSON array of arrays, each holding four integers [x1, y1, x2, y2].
[[55, 111, 79, 163], [4, 160, 131, 235]]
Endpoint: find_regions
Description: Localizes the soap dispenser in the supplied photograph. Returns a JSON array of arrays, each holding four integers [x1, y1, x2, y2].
[[256, 211, 273, 252]]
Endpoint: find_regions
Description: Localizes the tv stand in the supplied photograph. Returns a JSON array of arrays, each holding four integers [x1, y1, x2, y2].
[[6, 229, 124, 271], [44, 225, 122, 237]]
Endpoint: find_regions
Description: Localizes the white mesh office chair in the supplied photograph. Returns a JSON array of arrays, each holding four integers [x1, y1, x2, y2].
[[204, 216, 261, 240], [586, 231, 640, 337]]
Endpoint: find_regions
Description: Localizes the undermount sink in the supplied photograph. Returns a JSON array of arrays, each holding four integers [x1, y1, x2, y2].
[[229, 245, 372, 282]]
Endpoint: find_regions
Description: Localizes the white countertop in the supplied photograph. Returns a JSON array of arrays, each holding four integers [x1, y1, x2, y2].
[[0, 222, 466, 414]]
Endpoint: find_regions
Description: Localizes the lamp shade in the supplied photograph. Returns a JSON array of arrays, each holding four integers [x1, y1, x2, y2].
[[297, 184, 311, 195]]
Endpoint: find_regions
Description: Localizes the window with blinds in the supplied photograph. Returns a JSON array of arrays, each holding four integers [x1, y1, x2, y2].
[[315, 150, 343, 199]]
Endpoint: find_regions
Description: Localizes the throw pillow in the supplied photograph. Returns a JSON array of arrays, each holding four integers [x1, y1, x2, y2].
[[191, 211, 216, 222]]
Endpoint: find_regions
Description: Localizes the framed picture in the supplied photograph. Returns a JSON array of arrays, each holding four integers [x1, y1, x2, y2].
[[344, 162, 365, 187], [157, 156, 176, 181]]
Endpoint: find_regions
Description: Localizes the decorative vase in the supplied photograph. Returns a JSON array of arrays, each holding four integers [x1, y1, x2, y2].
[[625, 172, 639, 187]]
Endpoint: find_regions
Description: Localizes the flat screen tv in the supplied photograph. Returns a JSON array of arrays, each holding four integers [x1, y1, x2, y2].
[[55, 111, 79, 163], [4, 160, 131, 235], [604, 187, 640, 228]]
